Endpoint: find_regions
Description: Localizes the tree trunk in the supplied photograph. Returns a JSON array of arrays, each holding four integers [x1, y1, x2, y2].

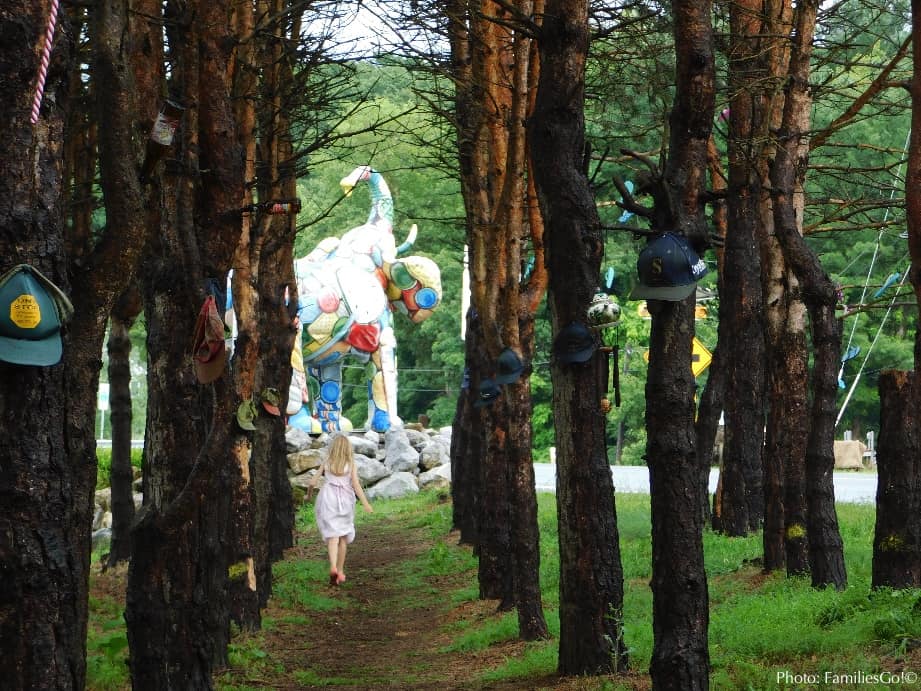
[[0, 5, 79, 687], [451, 310, 482, 544], [769, 0, 846, 591], [508, 318, 549, 640], [718, 0, 767, 538], [529, 0, 628, 674], [447, 0, 548, 637], [126, 0, 247, 684], [643, 0, 716, 686], [107, 285, 143, 567], [872, 371, 921, 588], [477, 395, 515, 607]]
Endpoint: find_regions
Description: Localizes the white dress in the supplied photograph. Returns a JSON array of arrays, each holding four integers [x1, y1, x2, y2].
[[314, 465, 357, 543]]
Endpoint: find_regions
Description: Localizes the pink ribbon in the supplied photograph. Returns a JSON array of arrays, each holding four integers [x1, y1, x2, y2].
[[30, 0, 60, 125]]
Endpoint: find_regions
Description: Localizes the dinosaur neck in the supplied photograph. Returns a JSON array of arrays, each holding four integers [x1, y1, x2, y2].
[[366, 170, 394, 228]]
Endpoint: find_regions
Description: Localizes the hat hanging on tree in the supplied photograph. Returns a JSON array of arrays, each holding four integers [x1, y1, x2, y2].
[[473, 378, 501, 408], [630, 232, 708, 301], [494, 347, 526, 385], [261, 387, 282, 416], [0, 264, 73, 366], [192, 295, 227, 383], [552, 322, 597, 365]]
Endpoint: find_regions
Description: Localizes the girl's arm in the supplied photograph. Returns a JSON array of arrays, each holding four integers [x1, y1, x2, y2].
[[309, 462, 325, 489], [351, 463, 373, 512]]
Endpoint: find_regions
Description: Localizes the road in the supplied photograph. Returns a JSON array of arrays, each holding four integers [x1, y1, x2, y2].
[[533, 464, 877, 504]]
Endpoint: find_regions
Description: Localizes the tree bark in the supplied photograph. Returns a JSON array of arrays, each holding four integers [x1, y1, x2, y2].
[[448, 0, 548, 637], [872, 371, 921, 588], [107, 285, 143, 567], [718, 0, 768, 538], [769, 0, 846, 590], [451, 310, 482, 544], [643, 0, 716, 686], [126, 0, 248, 684], [529, 0, 627, 674], [0, 5, 78, 688]]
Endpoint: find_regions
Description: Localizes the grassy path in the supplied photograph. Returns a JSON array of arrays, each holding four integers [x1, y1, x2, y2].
[[216, 495, 541, 690]]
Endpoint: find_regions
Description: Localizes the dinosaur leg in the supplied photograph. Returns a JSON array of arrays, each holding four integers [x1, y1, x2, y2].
[[378, 326, 402, 428], [311, 361, 350, 432], [367, 349, 391, 433]]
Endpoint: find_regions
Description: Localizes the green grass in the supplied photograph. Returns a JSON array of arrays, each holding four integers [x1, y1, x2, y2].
[[89, 488, 921, 690], [95, 448, 143, 490]]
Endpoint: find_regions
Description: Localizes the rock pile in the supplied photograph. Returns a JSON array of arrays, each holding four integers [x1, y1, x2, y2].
[[287, 423, 452, 500]]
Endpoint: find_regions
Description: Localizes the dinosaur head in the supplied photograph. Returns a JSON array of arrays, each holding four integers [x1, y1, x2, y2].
[[385, 255, 442, 324], [340, 165, 372, 196]]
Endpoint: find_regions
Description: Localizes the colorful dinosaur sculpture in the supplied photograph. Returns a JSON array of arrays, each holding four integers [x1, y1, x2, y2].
[[290, 166, 442, 433]]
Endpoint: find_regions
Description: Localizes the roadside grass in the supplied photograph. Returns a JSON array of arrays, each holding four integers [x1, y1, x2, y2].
[[88, 488, 921, 690]]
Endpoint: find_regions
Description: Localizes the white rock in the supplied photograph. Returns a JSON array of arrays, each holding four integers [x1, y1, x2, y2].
[[366, 472, 419, 500], [384, 428, 420, 473], [289, 471, 318, 490], [420, 440, 450, 470], [348, 435, 378, 458], [419, 464, 451, 489], [437, 426, 453, 444], [133, 492, 143, 511], [355, 454, 389, 484], [101, 511, 113, 529], [285, 427, 314, 453], [404, 428, 429, 451], [363, 430, 380, 445]]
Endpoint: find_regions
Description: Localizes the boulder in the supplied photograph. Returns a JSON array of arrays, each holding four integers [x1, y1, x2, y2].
[[287, 447, 325, 474], [419, 464, 451, 489], [366, 472, 419, 500], [384, 428, 420, 473], [289, 471, 318, 491], [348, 435, 378, 458], [94, 487, 111, 513], [285, 427, 314, 453], [437, 426, 453, 444], [355, 454, 389, 485], [404, 428, 429, 451], [420, 440, 449, 471]]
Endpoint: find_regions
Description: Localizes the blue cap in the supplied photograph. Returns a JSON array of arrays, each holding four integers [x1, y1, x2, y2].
[[630, 233, 708, 301]]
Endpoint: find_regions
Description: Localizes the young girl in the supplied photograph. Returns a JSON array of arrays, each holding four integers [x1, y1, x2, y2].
[[312, 434, 373, 585]]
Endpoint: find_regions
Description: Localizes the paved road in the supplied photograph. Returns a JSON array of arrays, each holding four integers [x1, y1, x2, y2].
[[534, 464, 877, 504]]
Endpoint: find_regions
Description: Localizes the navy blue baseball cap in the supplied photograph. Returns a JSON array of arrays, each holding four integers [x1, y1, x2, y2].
[[630, 233, 708, 301]]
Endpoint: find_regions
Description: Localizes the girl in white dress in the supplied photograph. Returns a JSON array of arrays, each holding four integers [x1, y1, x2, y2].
[[312, 434, 373, 585]]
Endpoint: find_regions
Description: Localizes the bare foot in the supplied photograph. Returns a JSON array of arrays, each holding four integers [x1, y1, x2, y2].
[[329, 570, 339, 586], [336, 571, 346, 585]]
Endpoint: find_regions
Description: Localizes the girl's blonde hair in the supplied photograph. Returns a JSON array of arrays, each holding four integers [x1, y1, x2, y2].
[[326, 434, 354, 475]]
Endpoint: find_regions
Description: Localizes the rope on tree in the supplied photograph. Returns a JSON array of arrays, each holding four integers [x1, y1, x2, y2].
[[30, 0, 60, 125]]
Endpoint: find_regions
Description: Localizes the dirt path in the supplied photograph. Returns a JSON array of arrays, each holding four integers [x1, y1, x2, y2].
[[219, 512, 533, 690]]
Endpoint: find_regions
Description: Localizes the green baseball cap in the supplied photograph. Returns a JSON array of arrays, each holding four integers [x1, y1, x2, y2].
[[0, 265, 71, 366]]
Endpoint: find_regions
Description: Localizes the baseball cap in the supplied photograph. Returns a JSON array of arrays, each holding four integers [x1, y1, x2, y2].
[[494, 347, 525, 385], [236, 399, 258, 431], [192, 295, 227, 383], [630, 233, 708, 301], [473, 378, 501, 408], [0, 264, 73, 366], [552, 322, 596, 364], [261, 387, 282, 416]]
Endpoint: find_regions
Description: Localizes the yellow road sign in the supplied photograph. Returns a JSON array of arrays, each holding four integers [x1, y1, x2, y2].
[[637, 301, 707, 320], [642, 337, 712, 378], [692, 337, 712, 377]]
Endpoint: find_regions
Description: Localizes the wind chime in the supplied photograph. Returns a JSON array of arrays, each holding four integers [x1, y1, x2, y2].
[[586, 277, 623, 412]]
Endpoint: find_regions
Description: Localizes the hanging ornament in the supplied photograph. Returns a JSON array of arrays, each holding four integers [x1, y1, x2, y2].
[[586, 290, 621, 330]]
